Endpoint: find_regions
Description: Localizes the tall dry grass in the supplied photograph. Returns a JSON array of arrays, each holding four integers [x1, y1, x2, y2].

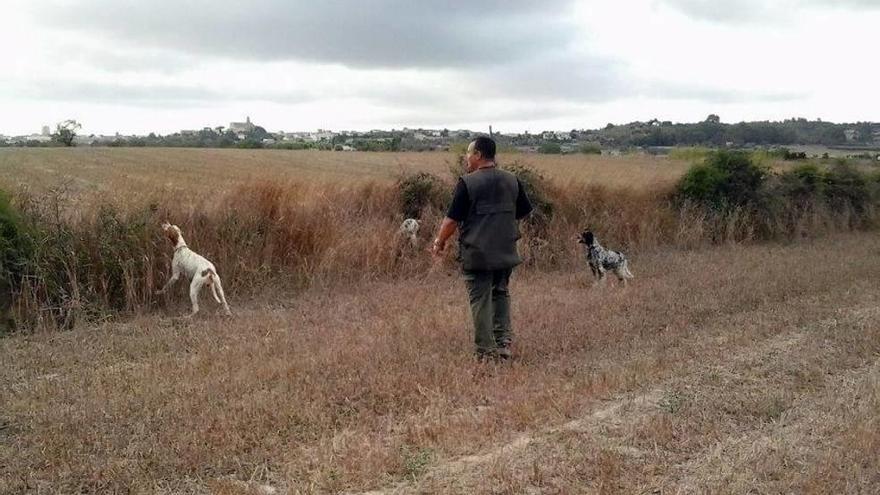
[[3, 234, 879, 493], [5, 167, 880, 332]]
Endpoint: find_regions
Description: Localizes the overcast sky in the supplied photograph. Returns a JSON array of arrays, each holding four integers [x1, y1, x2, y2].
[[2, 0, 878, 135]]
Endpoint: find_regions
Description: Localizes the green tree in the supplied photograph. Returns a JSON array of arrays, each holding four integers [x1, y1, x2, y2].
[[52, 119, 81, 146], [246, 125, 272, 142]]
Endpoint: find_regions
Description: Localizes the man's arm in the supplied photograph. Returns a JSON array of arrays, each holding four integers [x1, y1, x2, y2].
[[432, 178, 468, 258], [431, 217, 458, 256]]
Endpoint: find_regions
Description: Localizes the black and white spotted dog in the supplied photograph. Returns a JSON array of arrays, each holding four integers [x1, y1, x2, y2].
[[577, 230, 634, 286]]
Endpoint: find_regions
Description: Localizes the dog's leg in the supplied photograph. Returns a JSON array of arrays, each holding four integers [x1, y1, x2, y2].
[[187, 276, 204, 317], [618, 261, 634, 287], [589, 264, 600, 287], [156, 264, 181, 295], [212, 275, 232, 316]]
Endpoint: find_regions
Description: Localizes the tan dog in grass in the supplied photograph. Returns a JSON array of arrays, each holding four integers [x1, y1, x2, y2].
[[156, 222, 232, 317]]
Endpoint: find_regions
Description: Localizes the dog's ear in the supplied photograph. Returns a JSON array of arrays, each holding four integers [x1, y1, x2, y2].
[[164, 225, 179, 244]]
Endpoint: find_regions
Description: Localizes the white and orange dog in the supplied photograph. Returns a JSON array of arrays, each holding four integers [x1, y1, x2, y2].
[[157, 222, 232, 317]]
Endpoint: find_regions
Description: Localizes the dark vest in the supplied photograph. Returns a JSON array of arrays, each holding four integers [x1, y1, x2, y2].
[[459, 168, 522, 271]]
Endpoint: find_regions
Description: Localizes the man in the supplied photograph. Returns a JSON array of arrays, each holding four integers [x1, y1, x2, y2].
[[431, 136, 533, 360]]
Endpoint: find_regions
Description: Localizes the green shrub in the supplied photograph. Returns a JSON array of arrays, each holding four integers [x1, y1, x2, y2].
[[538, 142, 562, 154], [396, 172, 449, 219], [677, 151, 769, 210], [767, 147, 808, 160], [777, 163, 826, 203], [578, 143, 602, 155], [668, 146, 712, 161], [824, 162, 870, 213], [502, 162, 554, 225], [677, 162, 728, 207], [0, 190, 32, 333]]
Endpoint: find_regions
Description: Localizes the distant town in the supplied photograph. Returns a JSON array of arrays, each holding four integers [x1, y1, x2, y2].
[[2, 116, 880, 158]]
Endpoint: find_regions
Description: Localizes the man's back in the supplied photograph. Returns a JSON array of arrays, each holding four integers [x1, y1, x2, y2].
[[456, 168, 527, 271]]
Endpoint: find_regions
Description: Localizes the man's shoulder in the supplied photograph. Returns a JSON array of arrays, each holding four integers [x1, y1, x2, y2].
[[463, 167, 517, 184], [496, 168, 518, 180]]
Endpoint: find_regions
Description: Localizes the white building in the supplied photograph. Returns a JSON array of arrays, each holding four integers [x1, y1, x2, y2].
[[229, 116, 255, 135], [309, 129, 336, 142], [26, 134, 52, 143]]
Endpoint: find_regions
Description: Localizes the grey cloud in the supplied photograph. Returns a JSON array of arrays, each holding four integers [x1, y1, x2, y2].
[[76, 49, 197, 75], [19, 0, 809, 116], [656, 0, 773, 24], [350, 52, 801, 121], [390, 104, 589, 128], [485, 52, 632, 103], [644, 81, 805, 103], [53, 45, 200, 75], [800, 0, 880, 8], [453, 50, 795, 105], [7, 80, 314, 107], [658, 0, 880, 24], [35, 0, 576, 69]]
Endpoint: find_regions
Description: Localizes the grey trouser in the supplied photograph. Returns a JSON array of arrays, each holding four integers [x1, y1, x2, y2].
[[463, 268, 513, 354]]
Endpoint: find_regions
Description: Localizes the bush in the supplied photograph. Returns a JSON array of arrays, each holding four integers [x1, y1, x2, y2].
[[777, 163, 826, 204], [677, 151, 769, 210], [668, 147, 712, 161], [502, 162, 554, 227], [770, 148, 808, 160], [538, 142, 562, 154], [824, 162, 871, 213], [236, 139, 263, 149], [578, 143, 602, 155], [0, 191, 33, 333], [396, 172, 449, 219]]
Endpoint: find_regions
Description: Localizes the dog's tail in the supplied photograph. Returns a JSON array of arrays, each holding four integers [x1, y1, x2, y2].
[[202, 268, 223, 303]]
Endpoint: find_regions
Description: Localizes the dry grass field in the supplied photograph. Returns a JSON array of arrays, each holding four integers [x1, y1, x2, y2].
[[0, 147, 691, 199], [1, 148, 879, 493]]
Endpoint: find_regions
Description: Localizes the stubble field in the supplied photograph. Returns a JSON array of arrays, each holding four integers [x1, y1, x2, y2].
[[1, 148, 877, 493]]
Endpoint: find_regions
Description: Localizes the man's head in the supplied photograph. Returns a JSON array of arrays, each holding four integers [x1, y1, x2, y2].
[[466, 136, 496, 172]]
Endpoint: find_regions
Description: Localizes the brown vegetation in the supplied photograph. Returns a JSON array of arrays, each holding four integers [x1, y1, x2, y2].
[[3, 234, 879, 493], [0, 148, 691, 199], [1, 149, 879, 493]]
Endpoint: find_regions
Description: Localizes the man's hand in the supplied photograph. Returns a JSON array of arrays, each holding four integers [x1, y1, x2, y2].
[[431, 217, 459, 263], [430, 238, 445, 260]]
